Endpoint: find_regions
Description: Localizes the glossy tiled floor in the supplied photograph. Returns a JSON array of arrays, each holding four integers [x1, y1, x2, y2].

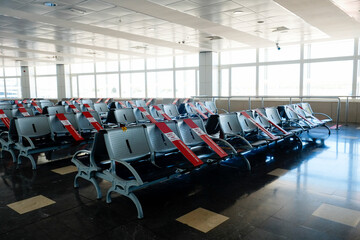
[[1, 125, 360, 240]]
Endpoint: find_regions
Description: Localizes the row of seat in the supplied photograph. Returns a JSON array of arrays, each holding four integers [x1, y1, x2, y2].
[[71, 100, 330, 219]]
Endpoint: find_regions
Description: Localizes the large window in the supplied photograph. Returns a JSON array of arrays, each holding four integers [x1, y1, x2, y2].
[[305, 39, 354, 59], [231, 67, 256, 96], [96, 74, 119, 97], [176, 70, 196, 98], [120, 73, 145, 98], [36, 76, 58, 98], [304, 61, 353, 96], [259, 44, 300, 62], [259, 64, 300, 96], [220, 69, 229, 96], [0, 66, 22, 98], [78, 75, 96, 98], [147, 71, 173, 98]]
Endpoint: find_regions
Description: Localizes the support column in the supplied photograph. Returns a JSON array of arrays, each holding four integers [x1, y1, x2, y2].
[[199, 52, 218, 96], [20, 66, 30, 98], [57, 64, 66, 99]]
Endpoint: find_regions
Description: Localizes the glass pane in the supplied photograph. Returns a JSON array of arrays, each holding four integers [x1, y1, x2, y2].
[[71, 63, 94, 74], [78, 75, 95, 98], [0, 78, 5, 98], [36, 76, 58, 98], [71, 76, 78, 97], [96, 74, 119, 97], [304, 61, 353, 96], [120, 73, 145, 98], [120, 73, 131, 98], [259, 44, 300, 62], [96, 62, 106, 72], [259, 64, 300, 96], [147, 71, 173, 98], [231, 67, 256, 96], [221, 49, 256, 65], [131, 59, 145, 71], [175, 70, 196, 98], [5, 78, 21, 98], [36, 65, 57, 75], [28, 67, 36, 98], [4, 67, 20, 77], [175, 54, 198, 68], [305, 39, 354, 59], [220, 69, 229, 96]]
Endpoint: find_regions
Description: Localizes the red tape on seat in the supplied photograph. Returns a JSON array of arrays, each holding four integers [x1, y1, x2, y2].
[[297, 105, 324, 124], [16, 103, 30, 117], [65, 101, 80, 113], [172, 98, 179, 105], [287, 106, 316, 127], [254, 109, 289, 135], [96, 98, 103, 103], [31, 101, 43, 114], [188, 103, 208, 119], [183, 119, 228, 158], [83, 104, 94, 111], [128, 100, 136, 108], [153, 105, 172, 120], [118, 101, 127, 108], [198, 102, 214, 115], [146, 98, 153, 106], [105, 98, 111, 104], [137, 107, 203, 167], [56, 113, 84, 141], [240, 111, 279, 140], [75, 98, 82, 104], [82, 111, 103, 132], [0, 109, 10, 129]]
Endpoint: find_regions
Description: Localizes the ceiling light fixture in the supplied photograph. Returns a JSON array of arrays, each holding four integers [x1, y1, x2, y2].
[[69, 8, 86, 14], [43, 2, 57, 7], [206, 36, 222, 41], [257, 20, 264, 24], [233, 10, 244, 15]]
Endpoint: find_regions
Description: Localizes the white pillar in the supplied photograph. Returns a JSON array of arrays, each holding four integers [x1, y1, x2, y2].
[[57, 64, 66, 99], [20, 66, 30, 98], [199, 51, 218, 96]]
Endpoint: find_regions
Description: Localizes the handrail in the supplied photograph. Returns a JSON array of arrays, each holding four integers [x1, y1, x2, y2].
[[192, 95, 360, 130]]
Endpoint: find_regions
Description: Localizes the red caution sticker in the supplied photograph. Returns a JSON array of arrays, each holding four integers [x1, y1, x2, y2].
[[65, 101, 80, 113], [31, 101, 43, 114], [146, 98, 153, 106], [83, 104, 94, 111], [16, 103, 30, 117], [254, 109, 289, 135], [183, 118, 228, 158], [96, 98, 103, 103], [153, 105, 172, 121], [138, 107, 203, 167], [56, 113, 84, 141], [183, 98, 190, 103], [198, 102, 214, 115], [0, 109, 10, 129], [188, 103, 208, 119], [82, 111, 103, 132], [105, 98, 111, 104], [240, 111, 279, 140], [75, 98, 82, 104]]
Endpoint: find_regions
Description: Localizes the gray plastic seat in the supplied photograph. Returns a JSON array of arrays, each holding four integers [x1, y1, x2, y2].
[[135, 100, 147, 107], [133, 107, 150, 123], [163, 104, 182, 119], [11, 108, 34, 118], [76, 111, 102, 133], [45, 106, 66, 115], [48, 113, 79, 141], [149, 104, 165, 120], [80, 103, 95, 112], [111, 108, 137, 126]]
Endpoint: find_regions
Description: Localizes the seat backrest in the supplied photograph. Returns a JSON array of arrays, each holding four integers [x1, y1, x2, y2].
[[0, 104, 13, 110], [204, 101, 217, 113], [11, 108, 34, 118], [301, 102, 314, 115], [278, 105, 298, 121], [163, 104, 180, 118], [104, 126, 151, 161], [238, 112, 257, 134], [65, 102, 81, 113], [285, 105, 300, 121], [113, 108, 137, 125], [80, 103, 95, 112], [48, 113, 79, 137], [184, 103, 198, 116], [90, 131, 110, 167], [94, 103, 109, 113], [39, 101, 54, 109], [0, 109, 13, 120], [82, 99, 93, 105], [219, 113, 244, 136], [149, 105, 165, 120], [144, 122, 178, 152], [253, 109, 271, 128], [133, 107, 150, 122], [76, 111, 102, 132], [44, 106, 66, 115], [176, 118, 205, 146], [135, 100, 147, 107], [265, 107, 282, 125], [15, 115, 51, 138]]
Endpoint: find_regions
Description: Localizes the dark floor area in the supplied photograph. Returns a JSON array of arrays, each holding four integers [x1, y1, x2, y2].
[[1, 125, 360, 240]]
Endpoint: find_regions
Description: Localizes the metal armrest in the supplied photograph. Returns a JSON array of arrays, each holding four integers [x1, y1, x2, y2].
[[209, 136, 237, 154], [225, 133, 253, 149], [313, 112, 332, 121], [219, 108, 229, 114], [20, 136, 36, 148]]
